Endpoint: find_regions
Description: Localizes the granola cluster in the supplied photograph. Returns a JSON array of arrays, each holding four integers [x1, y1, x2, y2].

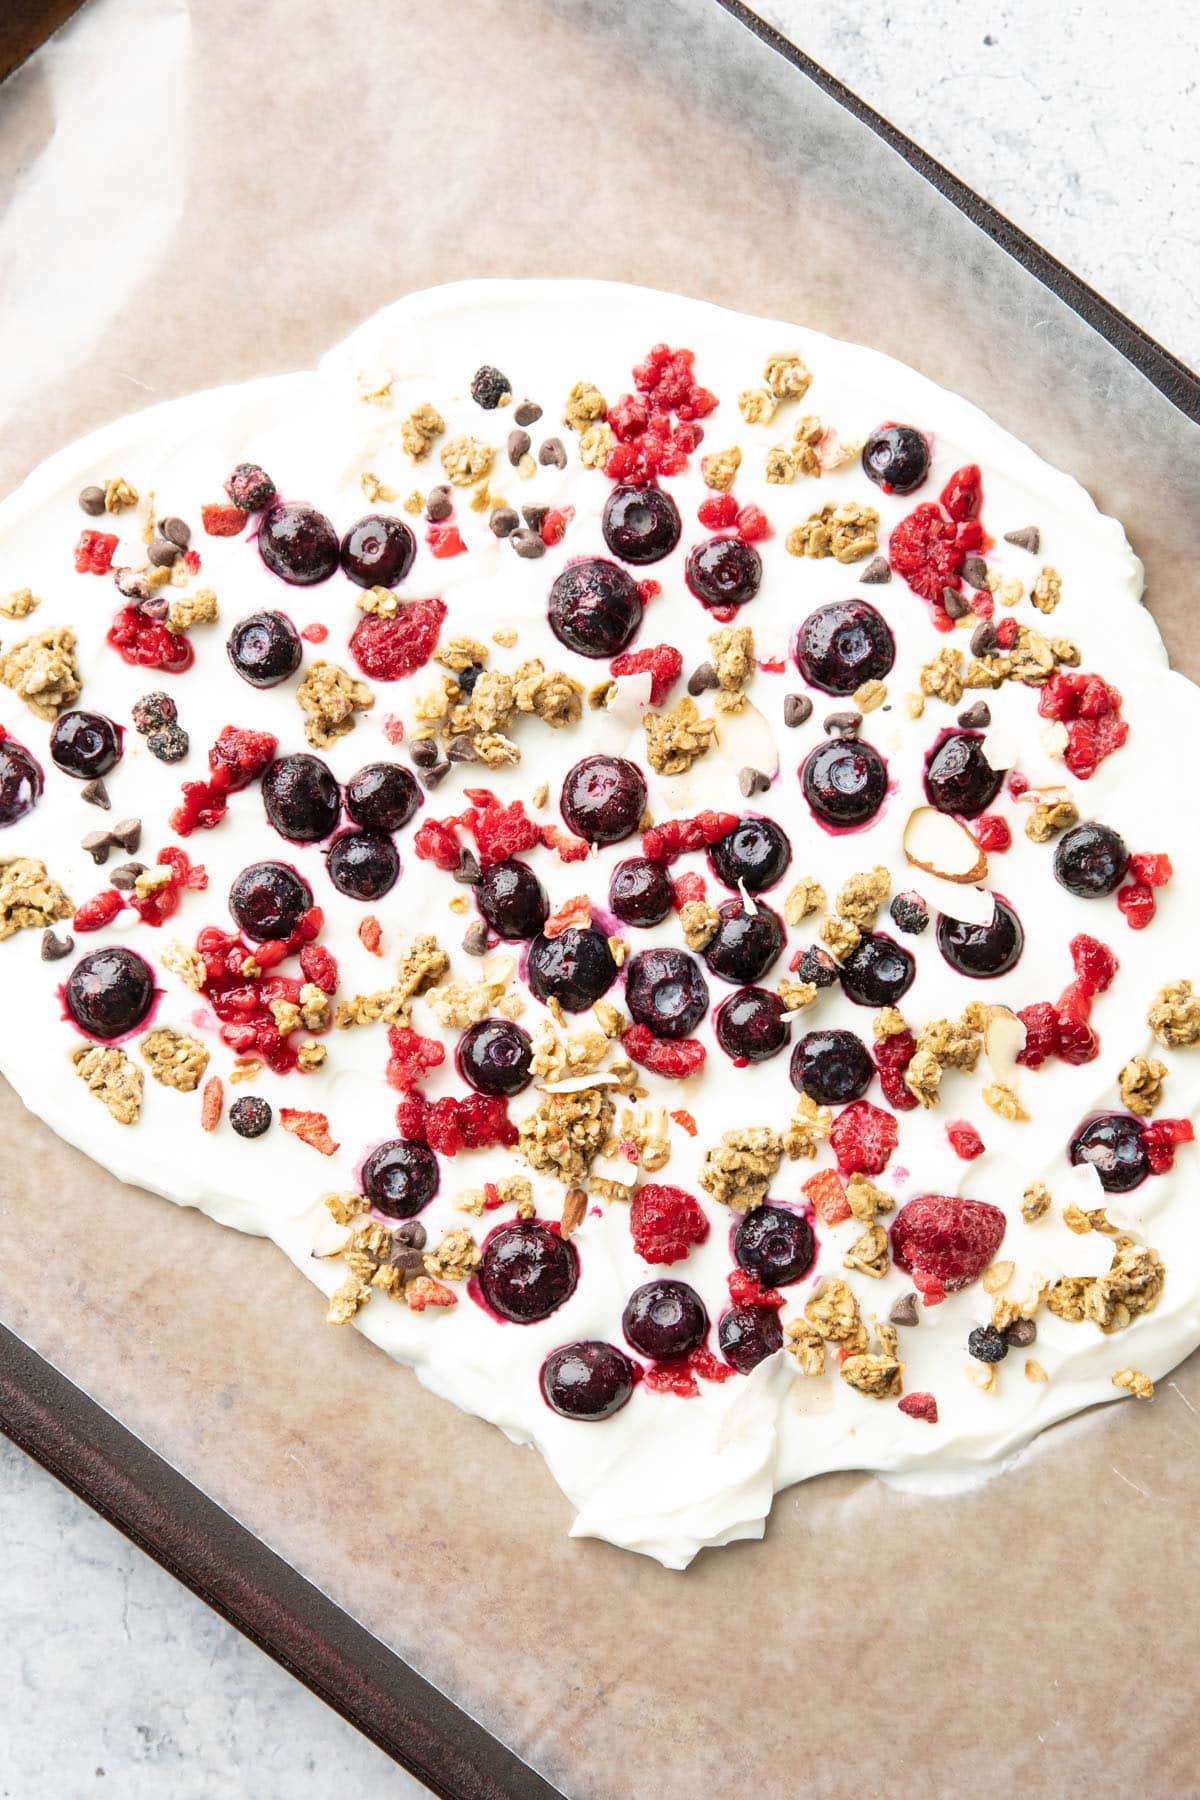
[[296, 660, 374, 748], [0, 858, 72, 941], [0, 626, 82, 719]]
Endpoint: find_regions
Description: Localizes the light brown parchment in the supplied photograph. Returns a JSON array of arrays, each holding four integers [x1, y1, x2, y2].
[[2, 2, 1199, 1795]]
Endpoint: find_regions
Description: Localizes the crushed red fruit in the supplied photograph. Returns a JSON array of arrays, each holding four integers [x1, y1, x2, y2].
[[460, 789, 541, 867], [73, 889, 124, 932], [299, 942, 339, 994], [642, 809, 738, 864], [1036, 671, 1128, 779], [194, 920, 325, 1074], [349, 598, 446, 680], [1144, 1117, 1195, 1175], [171, 726, 278, 835], [1070, 933, 1118, 997], [539, 823, 590, 862], [393, 1090, 517, 1155], [75, 530, 119, 575], [129, 845, 208, 927], [201, 503, 248, 536], [698, 494, 738, 529], [385, 1026, 447, 1091], [888, 468, 985, 617], [427, 522, 466, 558], [107, 606, 194, 673], [671, 870, 706, 910], [1129, 851, 1172, 887], [605, 344, 715, 481], [541, 506, 574, 547], [735, 504, 771, 543], [624, 1025, 706, 1079], [946, 1119, 985, 1161], [543, 894, 592, 939], [973, 814, 1011, 852], [898, 1392, 939, 1423], [872, 1028, 919, 1112], [413, 817, 463, 871], [939, 463, 983, 522], [300, 622, 328, 643], [629, 1182, 710, 1264], [669, 1108, 698, 1136], [1015, 1001, 1059, 1069], [610, 644, 683, 706], [802, 1168, 851, 1225], [830, 1100, 898, 1176], [279, 1108, 338, 1155], [1117, 882, 1156, 930], [643, 1343, 733, 1397], [727, 1269, 784, 1310], [890, 1193, 1007, 1302]]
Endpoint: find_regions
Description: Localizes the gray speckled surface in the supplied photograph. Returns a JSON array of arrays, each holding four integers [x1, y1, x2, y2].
[[1, 4, 1196, 1796]]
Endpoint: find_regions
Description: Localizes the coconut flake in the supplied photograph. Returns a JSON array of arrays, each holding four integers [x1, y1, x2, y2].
[[712, 696, 780, 779]]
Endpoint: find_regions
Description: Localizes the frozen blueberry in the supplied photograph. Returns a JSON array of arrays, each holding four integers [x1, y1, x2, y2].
[[793, 600, 895, 695], [0, 737, 42, 824], [1069, 1112, 1151, 1194], [64, 946, 156, 1040], [608, 857, 674, 927], [227, 610, 303, 688], [924, 731, 1003, 819], [344, 762, 421, 833], [703, 898, 785, 985], [362, 1138, 440, 1219], [470, 365, 511, 409], [540, 1341, 635, 1420], [708, 817, 791, 893], [718, 1305, 783, 1373], [733, 1204, 815, 1287], [861, 424, 931, 494], [262, 754, 341, 843], [801, 738, 888, 828], [601, 485, 682, 565], [547, 558, 643, 658], [1053, 822, 1130, 899], [685, 536, 762, 609], [560, 755, 647, 846], [326, 831, 400, 901], [339, 514, 416, 589], [456, 1018, 534, 1097], [790, 1028, 874, 1105], [936, 897, 1023, 978], [479, 1220, 579, 1322], [624, 947, 709, 1039], [49, 711, 123, 780], [714, 987, 790, 1063], [257, 501, 340, 585], [527, 927, 619, 1011], [475, 858, 549, 940], [622, 1279, 708, 1361], [229, 860, 313, 941], [838, 932, 915, 1007]]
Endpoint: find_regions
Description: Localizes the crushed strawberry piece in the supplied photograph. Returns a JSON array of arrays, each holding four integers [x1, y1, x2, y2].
[[1070, 933, 1118, 997], [427, 522, 466, 558], [802, 1168, 851, 1225], [970, 590, 995, 620], [75, 530, 119, 575], [830, 1100, 898, 1176], [946, 1119, 985, 1161], [1143, 1117, 1195, 1175], [298, 942, 338, 994], [642, 809, 739, 864], [130, 845, 208, 927], [727, 1269, 784, 1310], [890, 1194, 1007, 1300], [201, 503, 247, 536], [358, 915, 383, 955], [939, 463, 983, 522], [698, 493, 738, 529], [1037, 671, 1128, 779], [107, 606, 194, 673], [279, 1108, 339, 1155], [1117, 882, 1156, 930], [973, 813, 1011, 852], [200, 1076, 223, 1133], [609, 644, 683, 706], [544, 894, 592, 939], [669, 1108, 698, 1136], [629, 1183, 710, 1264], [1129, 851, 1172, 887], [624, 1025, 706, 1080], [688, 1344, 735, 1384], [73, 889, 124, 932], [898, 1391, 939, 1423], [405, 1275, 457, 1312], [540, 505, 574, 547], [671, 871, 706, 910], [349, 598, 446, 680], [539, 823, 590, 862], [756, 656, 786, 674], [643, 1362, 701, 1397], [605, 345, 714, 480], [300, 622, 328, 643]]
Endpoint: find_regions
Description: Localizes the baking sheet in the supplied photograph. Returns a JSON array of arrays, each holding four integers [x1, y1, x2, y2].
[[2, 1, 1200, 1794]]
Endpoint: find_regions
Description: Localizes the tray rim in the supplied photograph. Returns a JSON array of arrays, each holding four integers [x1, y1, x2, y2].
[[2, 2, 1199, 1793]]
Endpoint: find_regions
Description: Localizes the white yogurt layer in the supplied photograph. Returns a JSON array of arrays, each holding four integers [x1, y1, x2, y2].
[[1, 281, 1197, 1568]]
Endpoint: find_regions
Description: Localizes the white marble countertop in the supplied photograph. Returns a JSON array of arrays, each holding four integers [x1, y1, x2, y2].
[[1, 4, 1196, 1797]]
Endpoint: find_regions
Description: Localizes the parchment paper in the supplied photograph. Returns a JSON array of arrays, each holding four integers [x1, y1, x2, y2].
[[3, 2, 1200, 1794]]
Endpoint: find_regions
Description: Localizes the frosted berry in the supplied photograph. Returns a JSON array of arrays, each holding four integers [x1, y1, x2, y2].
[[456, 1018, 534, 1097], [608, 857, 674, 926], [924, 731, 1003, 818], [625, 947, 709, 1039], [703, 898, 784, 984], [685, 536, 762, 609], [50, 711, 122, 780], [327, 831, 400, 901], [345, 762, 421, 833], [229, 1095, 272, 1138], [838, 932, 915, 1006], [0, 738, 43, 824], [623, 1279, 708, 1360], [708, 815, 791, 892], [1053, 822, 1130, 898]]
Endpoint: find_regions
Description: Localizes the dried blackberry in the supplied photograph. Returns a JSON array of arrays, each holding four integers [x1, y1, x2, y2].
[[131, 691, 176, 734], [470, 365, 511, 410], [890, 891, 930, 935], [229, 1095, 273, 1139], [967, 1324, 1009, 1364]]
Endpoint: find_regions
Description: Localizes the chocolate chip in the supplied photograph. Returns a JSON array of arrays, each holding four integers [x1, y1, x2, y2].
[[961, 555, 990, 590], [109, 861, 146, 891], [110, 817, 142, 853], [1003, 1316, 1037, 1348], [425, 485, 453, 523], [511, 528, 546, 560], [41, 928, 74, 961], [446, 733, 479, 764], [858, 555, 891, 585], [1004, 525, 1040, 554], [738, 766, 770, 797], [489, 506, 519, 539], [420, 759, 451, 789], [392, 1246, 428, 1274], [78, 485, 106, 516], [513, 400, 542, 427], [957, 701, 992, 729], [453, 848, 481, 885], [889, 1292, 920, 1328], [941, 585, 970, 620], [147, 724, 190, 764], [521, 504, 549, 531], [507, 429, 531, 467], [114, 567, 151, 601], [783, 693, 813, 728], [462, 920, 490, 956], [538, 437, 567, 469], [81, 830, 113, 865], [409, 737, 440, 769], [393, 1220, 427, 1249], [823, 710, 861, 738], [147, 537, 181, 568], [81, 778, 111, 810], [970, 620, 999, 658], [159, 516, 191, 549], [687, 661, 719, 696]]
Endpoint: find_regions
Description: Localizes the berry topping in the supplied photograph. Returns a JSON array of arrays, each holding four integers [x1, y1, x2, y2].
[[1037, 671, 1128, 780], [229, 1094, 272, 1138], [456, 1018, 534, 1097], [793, 600, 895, 694], [478, 1220, 579, 1322], [1069, 1112, 1151, 1193], [257, 501, 339, 585], [527, 926, 619, 1011], [890, 1194, 1007, 1301], [339, 513, 416, 589], [707, 815, 791, 892], [225, 463, 276, 512], [628, 1183, 710, 1265], [226, 610, 303, 688], [228, 861, 313, 941], [0, 737, 43, 824], [49, 710, 123, 781], [623, 1279, 708, 1360], [698, 899, 780, 986], [261, 754, 341, 844], [898, 1392, 939, 1423], [344, 762, 421, 833], [475, 858, 549, 940], [361, 1138, 440, 1218], [326, 830, 400, 901], [924, 731, 1004, 819], [75, 529, 119, 574], [131, 692, 176, 734], [1052, 822, 1130, 898], [608, 644, 683, 706], [547, 558, 643, 658], [830, 1099, 898, 1176], [684, 536, 762, 610], [936, 896, 1024, 978], [967, 1324, 1008, 1363], [889, 890, 930, 935], [470, 365, 510, 409], [715, 987, 790, 1063], [1070, 933, 1118, 997], [838, 932, 915, 1007], [623, 1026, 707, 1079], [64, 945, 156, 1040], [717, 1305, 783, 1373], [608, 857, 674, 927], [349, 599, 447, 680], [801, 738, 888, 829], [625, 947, 710, 1039], [107, 606, 194, 673], [790, 1028, 874, 1105], [861, 423, 931, 494], [560, 755, 647, 846], [946, 1120, 985, 1161], [601, 485, 683, 564], [540, 1342, 634, 1421], [734, 1203, 815, 1287]]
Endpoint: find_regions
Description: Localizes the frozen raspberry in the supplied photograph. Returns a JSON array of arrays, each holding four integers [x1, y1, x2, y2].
[[349, 599, 446, 680], [830, 1100, 898, 1176], [299, 942, 338, 994], [890, 1194, 1006, 1300], [877, 1063, 919, 1111], [73, 889, 124, 932], [413, 817, 463, 872], [209, 725, 278, 791], [946, 1120, 985, 1161], [939, 464, 983, 521], [1143, 1117, 1195, 1175], [898, 1392, 939, 1423], [461, 790, 541, 867], [130, 845, 207, 928], [1129, 851, 1172, 887], [394, 1091, 429, 1141], [873, 1032, 919, 1111], [802, 1168, 851, 1225], [671, 871, 706, 910], [887, 502, 967, 603], [107, 606, 194, 673], [1069, 933, 1118, 996], [727, 1268, 784, 1310], [973, 813, 1011, 852], [1015, 1002, 1059, 1069], [735, 503, 771, 543], [1054, 1009, 1099, 1065], [698, 494, 738, 529], [624, 1024, 706, 1080], [385, 1025, 446, 1091], [201, 503, 248, 536], [74, 530, 119, 574], [1117, 882, 1156, 929], [609, 644, 684, 706], [629, 1183, 710, 1265]]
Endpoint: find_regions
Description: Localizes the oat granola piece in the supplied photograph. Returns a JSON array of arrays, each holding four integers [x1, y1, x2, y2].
[[919, 646, 965, 705], [0, 858, 73, 941], [1025, 1359, 1049, 1383], [840, 1352, 904, 1399], [72, 1044, 143, 1125], [702, 446, 742, 492], [804, 1278, 869, 1351], [400, 402, 445, 460], [846, 1174, 893, 1224], [785, 1318, 826, 1376], [1021, 1181, 1052, 1224], [789, 415, 824, 478], [1046, 1237, 1165, 1333], [440, 435, 494, 488], [356, 584, 403, 619], [296, 660, 374, 749], [511, 659, 584, 727], [903, 1048, 943, 1109], [579, 421, 615, 468], [1148, 979, 1200, 1049], [161, 941, 206, 992], [643, 696, 715, 775], [324, 1192, 369, 1225], [679, 899, 720, 952], [1112, 1368, 1154, 1400], [843, 1224, 890, 1279], [782, 1093, 832, 1160], [915, 1011, 984, 1073], [836, 866, 890, 929], [764, 444, 797, 484], [562, 380, 607, 431], [166, 587, 219, 634], [0, 626, 82, 720], [296, 1039, 327, 1073], [819, 914, 861, 961], [1007, 625, 1058, 686], [335, 934, 449, 1029], [777, 978, 818, 1012], [615, 1101, 671, 1173], [435, 635, 490, 675], [1025, 796, 1079, 842], [786, 501, 878, 564], [1118, 1054, 1168, 1116], [139, 1027, 209, 1092], [0, 588, 39, 619], [698, 1126, 784, 1212], [707, 625, 755, 691], [361, 472, 398, 503], [519, 1085, 616, 1186], [1030, 566, 1062, 614], [763, 352, 812, 400], [982, 1082, 1030, 1122], [783, 877, 825, 925], [424, 1227, 483, 1282], [738, 388, 778, 426]]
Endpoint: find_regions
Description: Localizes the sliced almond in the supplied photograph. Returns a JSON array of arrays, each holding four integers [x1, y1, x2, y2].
[[603, 670, 655, 727], [984, 1005, 1027, 1088], [903, 806, 988, 885], [560, 1187, 588, 1239], [712, 696, 780, 778], [920, 875, 996, 928]]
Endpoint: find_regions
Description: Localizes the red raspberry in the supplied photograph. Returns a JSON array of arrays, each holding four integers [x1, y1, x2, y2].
[[426, 522, 466, 558], [539, 823, 590, 862], [209, 725, 278, 791], [1129, 851, 1172, 887], [1007, 772, 1030, 799], [1117, 882, 1156, 930], [394, 1091, 429, 1141], [939, 463, 984, 522], [887, 502, 966, 602], [298, 942, 338, 994], [727, 1269, 784, 1309], [830, 1101, 898, 1177], [107, 606, 194, 673], [970, 590, 995, 619], [972, 813, 1011, 852], [624, 1025, 706, 1080], [698, 494, 738, 529], [541, 506, 574, 547], [1143, 1117, 1195, 1175], [874, 1029, 917, 1071], [890, 1194, 1007, 1299], [629, 1182, 710, 1264], [802, 1168, 851, 1225], [877, 1064, 919, 1111], [643, 1363, 701, 1398], [898, 1392, 939, 1424], [671, 871, 706, 910], [610, 644, 684, 706], [689, 1344, 735, 1384], [608, 393, 650, 441], [201, 503, 247, 536], [74, 530, 119, 574], [384, 1026, 444, 1090], [946, 1120, 985, 1161], [1054, 1008, 1099, 1065], [183, 550, 202, 575], [461, 790, 541, 866], [995, 616, 1018, 650], [422, 1097, 463, 1155], [456, 1094, 518, 1149], [1069, 933, 1117, 996], [73, 889, 124, 931], [413, 818, 463, 871], [735, 504, 770, 542], [130, 845, 207, 926], [349, 599, 446, 680], [1015, 1001, 1059, 1068]]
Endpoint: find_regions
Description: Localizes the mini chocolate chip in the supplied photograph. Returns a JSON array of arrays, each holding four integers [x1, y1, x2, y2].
[[521, 504, 549, 531], [1003, 1316, 1037, 1348], [409, 737, 440, 769], [81, 831, 113, 865], [970, 621, 999, 657], [957, 701, 992, 729], [110, 817, 142, 853], [453, 848, 481, 885], [538, 437, 567, 469], [489, 506, 519, 539], [1004, 525, 1040, 554], [783, 693, 813, 728], [78, 485, 106, 516], [147, 724, 190, 764], [391, 1247, 428, 1274], [889, 1292, 920, 1328], [858, 555, 891, 585], [511, 528, 546, 559], [961, 555, 990, 590], [941, 585, 971, 620], [41, 928, 74, 961], [446, 733, 479, 763], [823, 711, 861, 738], [513, 400, 542, 427], [114, 567, 151, 601], [393, 1220, 428, 1249], [80, 778, 111, 810], [507, 429, 532, 467], [159, 516, 191, 548], [738, 766, 770, 797], [420, 759, 451, 789], [147, 537, 181, 568], [687, 661, 719, 696], [109, 861, 146, 891], [425, 485, 453, 522], [462, 920, 490, 956]]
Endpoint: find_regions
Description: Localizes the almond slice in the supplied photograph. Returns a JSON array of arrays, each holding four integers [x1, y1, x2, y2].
[[712, 696, 780, 779], [903, 806, 988, 885], [984, 1005, 1027, 1087]]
